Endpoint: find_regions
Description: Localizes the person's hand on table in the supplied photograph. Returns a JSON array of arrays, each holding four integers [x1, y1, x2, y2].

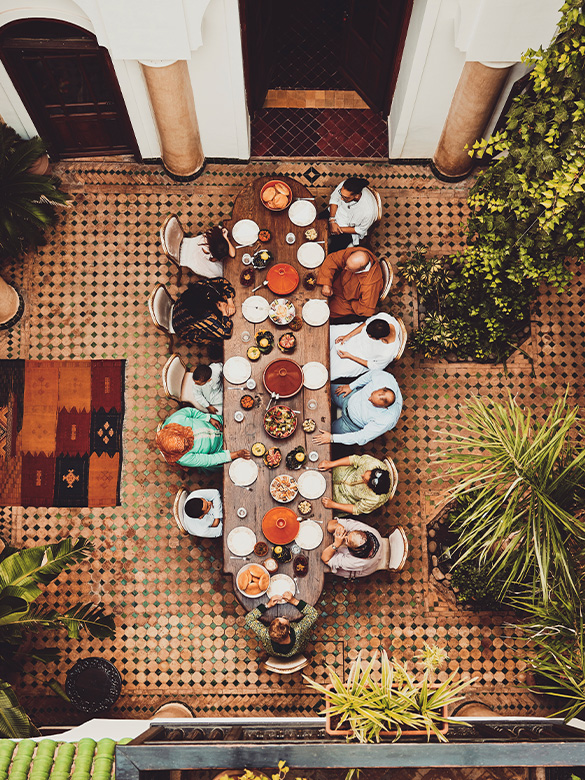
[[335, 334, 349, 345], [218, 298, 236, 317], [207, 405, 218, 415], [329, 221, 343, 235], [335, 384, 352, 397], [231, 448, 251, 460], [336, 350, 351, 360], [282, 591, 300, 606], [321, 285, 332, 297], [313, 429, 332, 445], [318, 460, 333, 471], [321, 496, 334, 509], [209, 417, 222, 432], [266, 595, 284, 608]]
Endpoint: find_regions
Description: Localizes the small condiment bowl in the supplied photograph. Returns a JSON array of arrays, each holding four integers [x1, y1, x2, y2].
[[234, 411, 244, 422], [246, 378, 257, 390], [307, 399, 317, 410], [308, 451, 319, 462], [237, 507, 247, 518], [285, 233, 296, 244], [242, 253, 253, 265]]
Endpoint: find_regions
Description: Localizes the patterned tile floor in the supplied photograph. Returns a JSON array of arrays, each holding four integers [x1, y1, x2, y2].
[[1, 159, 581, 731]]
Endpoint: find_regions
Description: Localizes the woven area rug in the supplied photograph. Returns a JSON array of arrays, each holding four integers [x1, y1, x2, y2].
[[0, 359, 125, 507]]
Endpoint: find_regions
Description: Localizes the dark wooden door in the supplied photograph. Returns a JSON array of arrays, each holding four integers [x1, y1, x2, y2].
[[238, 0, 276, 115], [0, 21, 139, 159], [340, 0, 413, 114]]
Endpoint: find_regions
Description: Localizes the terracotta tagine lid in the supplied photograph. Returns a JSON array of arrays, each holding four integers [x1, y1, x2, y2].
[[262, 507, 300, 545], [266, 263, 299, 295], [263, 358, 303, 398]]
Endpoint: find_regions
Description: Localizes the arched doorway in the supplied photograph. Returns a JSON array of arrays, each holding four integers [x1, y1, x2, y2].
[[0, 19, 139, 159]]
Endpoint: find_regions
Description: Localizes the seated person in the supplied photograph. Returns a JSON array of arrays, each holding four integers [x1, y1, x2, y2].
[[316, 247, 383, 322], [171, 278, 236, 345], [181, 488, 222, 537], [318, 454, 395, 516], [313, 369, 403, 447], [244, 592, 318, 659], [321, 517, 384, 578], [330, 312, 402, 380], [156, 406, 249, 471], [183, 362, 223, 415], [320, 177, 379, 253], [180, 225, 236, 279]]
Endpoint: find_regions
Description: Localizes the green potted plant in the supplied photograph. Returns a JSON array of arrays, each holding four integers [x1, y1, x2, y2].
[[304, 649, 477, 743], [212, 763, 306, 780]]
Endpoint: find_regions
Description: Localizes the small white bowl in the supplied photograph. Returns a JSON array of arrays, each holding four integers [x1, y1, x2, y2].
[[241, 330, 251, 343], [246, 378, 256, 390], [237, 507, 247, 518], [285, 233, 296, 244], [234, 411, 244, 422], [242, 253, 253, 265], [308, 451, 319, 462], [307, 399, 317, 410]]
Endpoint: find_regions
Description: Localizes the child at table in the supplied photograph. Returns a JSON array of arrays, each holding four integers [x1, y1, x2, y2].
[[184, 362, 223, 415]]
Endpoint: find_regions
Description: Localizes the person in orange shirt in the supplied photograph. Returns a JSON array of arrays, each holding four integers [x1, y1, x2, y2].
[[316, 246, 383, 323]]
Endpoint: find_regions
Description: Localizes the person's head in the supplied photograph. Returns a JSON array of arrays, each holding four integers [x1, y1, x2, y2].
[[205, 225, 230, 260], [155, 423, 194, 463], [369, 387, 396, 408], [269, 617, 291, 643], [184, 497, 212, 518], [347, 530, 368, 551], [366, 318, 391, 341], [340, 177, 369, 203], [193, 364, 212, 386], [366, 468, 391, 495], [345, 249, 371, 273]]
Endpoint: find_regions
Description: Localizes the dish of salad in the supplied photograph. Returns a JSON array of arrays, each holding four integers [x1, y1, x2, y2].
[[264, 405, 297, 439]]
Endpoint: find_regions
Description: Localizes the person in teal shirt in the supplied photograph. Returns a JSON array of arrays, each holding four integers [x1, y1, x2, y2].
[[156, 406, 249, 471]]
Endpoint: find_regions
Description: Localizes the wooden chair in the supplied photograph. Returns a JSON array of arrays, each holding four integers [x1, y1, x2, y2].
[[148, 283, 175, 352], [379, 258, 394, 302], [393, 317, 408, 361], [375, 525, 409, 572], [383, 457, 399, 499], [162, 353, 188, 402], [172, 487, 189, 535], [262, 654, 309, 675], [160, 213, 185, 284]]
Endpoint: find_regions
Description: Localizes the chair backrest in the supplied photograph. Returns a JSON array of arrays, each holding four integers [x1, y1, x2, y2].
[[160, 214, 185, 266], [388, 526, 408, 572], [263, 654, 308, 675], [148, 284, 175, 334], [383, 457, 399, 499], [366, 186, 383, 222], [162, 353, 187, 401], [379, 258, 393, 302], [393, 317, 408, 361], [172, 488, 189, 535]]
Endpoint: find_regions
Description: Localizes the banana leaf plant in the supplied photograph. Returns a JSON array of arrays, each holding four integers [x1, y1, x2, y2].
[[435, 391, 585, 604]]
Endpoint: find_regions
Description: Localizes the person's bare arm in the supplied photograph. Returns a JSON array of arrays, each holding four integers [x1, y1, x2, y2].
[[321, 497, 356, 514], [336, 350, 368, 368], [318, 457, 352, 470]]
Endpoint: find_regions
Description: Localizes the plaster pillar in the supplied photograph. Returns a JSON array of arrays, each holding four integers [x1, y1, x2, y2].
[[140, 60, 204, 179], [432, 61, 514, 181], [0, 276, 24, 329]]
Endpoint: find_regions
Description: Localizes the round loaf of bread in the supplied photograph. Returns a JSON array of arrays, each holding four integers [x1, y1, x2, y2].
[[247, 582, 261, 595], [274, 182, 289, 195], [237, 569, 250, 591], [262, 186, 276, 202], [258, 572, 270, 591], [272, 193, 288, 209], [249, 564, 265, 578]]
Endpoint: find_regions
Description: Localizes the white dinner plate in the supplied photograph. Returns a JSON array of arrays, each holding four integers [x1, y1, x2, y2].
[[297, 469, 327, 499], [232, 219, 260, 246], [242, 295, 270, 323], [302, 361, 328, 390], [288, 200, 317, 227], [295, 520, 324, 551], [223, 356, 252, 384], [297, 242, 325, 269], [229, 458, 259, 487], [302, 299, 330, 327], [266, 573, 296, 599], [227, 527, 257, 556]]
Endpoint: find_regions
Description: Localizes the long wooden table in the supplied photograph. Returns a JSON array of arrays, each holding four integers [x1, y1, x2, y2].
[[223, 176, 331, 621]]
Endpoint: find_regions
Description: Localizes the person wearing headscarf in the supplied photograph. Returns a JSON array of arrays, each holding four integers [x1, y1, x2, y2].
[[318, 454, 395, 515], [321, 517, 384, 578], [171, 278, 236, 345], [156, 406, 249, 472]]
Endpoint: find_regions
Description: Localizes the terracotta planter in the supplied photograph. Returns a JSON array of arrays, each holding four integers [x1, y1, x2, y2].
[[324, 687, 449, 739], [27, 153, 51, 176], [211, 772, 270, 780]]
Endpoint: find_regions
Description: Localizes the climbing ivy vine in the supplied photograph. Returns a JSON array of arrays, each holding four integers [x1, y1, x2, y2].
[[400, 0, 585, 361]]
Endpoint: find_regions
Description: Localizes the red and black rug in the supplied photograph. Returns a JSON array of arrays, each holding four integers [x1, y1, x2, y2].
[[0, 359, 125, 507]]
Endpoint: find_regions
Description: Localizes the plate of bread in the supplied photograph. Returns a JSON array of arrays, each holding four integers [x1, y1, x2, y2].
[[236, 563, 270, 598], [260, 180, 293, 211]]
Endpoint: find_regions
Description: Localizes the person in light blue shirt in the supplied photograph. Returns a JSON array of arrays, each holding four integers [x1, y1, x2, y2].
[[182, 488, 223, 538], [313, 369, 402, 447]]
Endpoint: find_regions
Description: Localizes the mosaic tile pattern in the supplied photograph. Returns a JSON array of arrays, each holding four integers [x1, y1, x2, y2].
[[1, 159, 576, 727]]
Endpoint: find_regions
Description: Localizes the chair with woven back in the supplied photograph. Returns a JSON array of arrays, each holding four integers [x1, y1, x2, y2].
[[162, 354, 188, 402], [160, 214, 185, 284], [148, 283, 176, 353], [172, 487, 189, 535], [262, 654, 309, 675], [392, 317, 408, 361], [374, 525, 409, 573], [379, 258, 394, 302], [383, 457, 399, 499]]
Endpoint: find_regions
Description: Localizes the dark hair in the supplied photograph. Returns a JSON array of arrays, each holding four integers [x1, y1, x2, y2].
[[184, 497, 205, 518], [193, 364, 212, 383], [343, 177, 369, 195], [366, 318, 391, 340], [205, 225, 230, 260], [269, 617, 290, 642], [368, 468, 391, 495]]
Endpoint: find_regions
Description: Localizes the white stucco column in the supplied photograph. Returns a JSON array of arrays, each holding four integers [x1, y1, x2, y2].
[[0, 276, 23, 328], [140, 59, 205, 179], [432, 61, 513, 180]]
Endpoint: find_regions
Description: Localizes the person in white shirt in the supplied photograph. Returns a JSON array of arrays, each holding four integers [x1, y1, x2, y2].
[[179, 225, 236, 279], [181, 488, 223, 538], [321, 517, 384, 578], [321, 178, 379, 253], [184, 363, 223, 415], [330, 312, 402, 380], [313, 369, 403, 447]]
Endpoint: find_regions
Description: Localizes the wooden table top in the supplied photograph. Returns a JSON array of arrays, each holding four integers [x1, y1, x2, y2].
[[222, 175, 332, 621]]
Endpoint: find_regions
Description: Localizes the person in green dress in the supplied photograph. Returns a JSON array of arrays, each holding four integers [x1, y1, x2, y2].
[[156, 406, 249, 471], [244, 592, 318, 658], [317, 454, 395, 515]]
